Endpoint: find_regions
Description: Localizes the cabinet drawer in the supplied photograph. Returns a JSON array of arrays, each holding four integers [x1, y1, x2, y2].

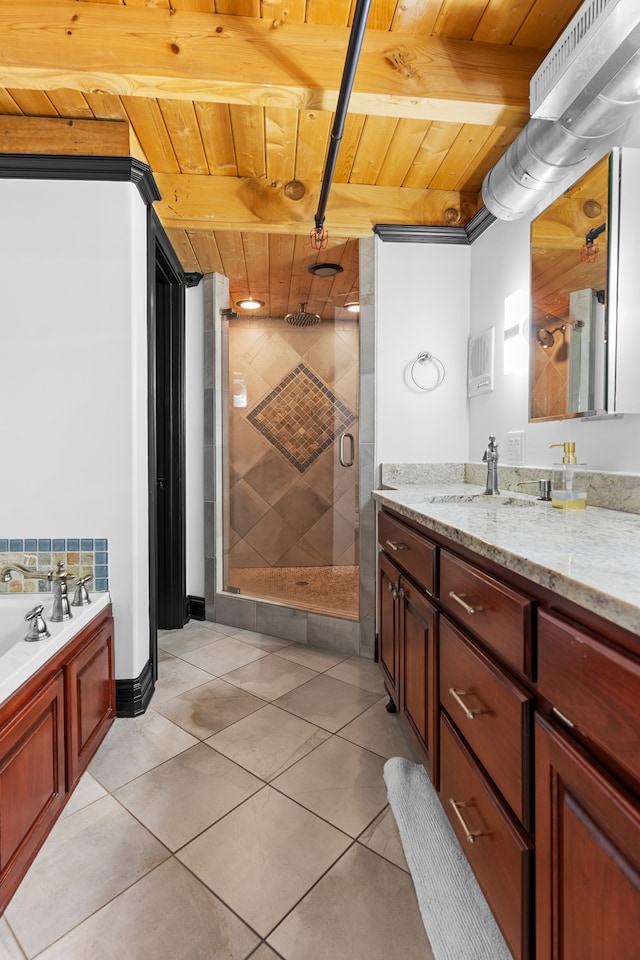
[[378, 511, 437, 596], [440, 550, 533, 678], [440, 617, 534, 828], [439, 715, 533, 960], [538, 610, 640, 787]]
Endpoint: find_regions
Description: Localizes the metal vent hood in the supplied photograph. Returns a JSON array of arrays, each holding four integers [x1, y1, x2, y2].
[[482, 0, 640, 220]]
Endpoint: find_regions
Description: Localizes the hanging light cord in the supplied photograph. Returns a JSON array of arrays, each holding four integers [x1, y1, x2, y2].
[[313, 0, 372, 235]]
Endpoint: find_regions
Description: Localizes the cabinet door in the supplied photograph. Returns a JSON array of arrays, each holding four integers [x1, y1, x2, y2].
[[66, 613, 115, 790], [535, 715, 640, 960], [0, 671, 66, 913], [378, 551, 400, 706], [400, 577, 438, 784]]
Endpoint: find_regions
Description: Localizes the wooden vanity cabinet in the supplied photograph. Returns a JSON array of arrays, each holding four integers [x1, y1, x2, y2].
[[535, 715, 640, 960], [440, 616, 534, 829], [377, 506, 640, 960], [437, 551, 535, 959], [377, 512, 439, 781], [0, 605, 114, 914], [440, 549, 534, 679], [535, 608, 640, 959], [440, 714, 533, 960], [537, 609, 640, 790], [378, 510, 437, 596], [378, 550, 401, 708], [399, 577, 438, 784]]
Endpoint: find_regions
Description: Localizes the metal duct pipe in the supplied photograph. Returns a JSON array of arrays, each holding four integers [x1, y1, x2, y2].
[[483, 1, 640, 220], [314, 0, 372, 233]]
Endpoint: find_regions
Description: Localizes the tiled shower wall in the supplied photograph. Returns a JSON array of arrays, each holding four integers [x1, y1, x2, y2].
[[530, 331, 569, 420], [0, 538, 109, 594], [228, 317, 359, 571]]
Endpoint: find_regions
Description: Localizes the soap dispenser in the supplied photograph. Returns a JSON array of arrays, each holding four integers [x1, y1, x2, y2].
[[549, 442, 587, 510]]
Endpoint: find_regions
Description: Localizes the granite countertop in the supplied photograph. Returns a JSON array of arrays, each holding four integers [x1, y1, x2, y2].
[[373, 481, 640, 636]]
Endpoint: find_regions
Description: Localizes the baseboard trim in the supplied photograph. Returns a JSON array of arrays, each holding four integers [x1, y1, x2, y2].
[[115, 659, 155, 717], [187, 595, 206, 621]]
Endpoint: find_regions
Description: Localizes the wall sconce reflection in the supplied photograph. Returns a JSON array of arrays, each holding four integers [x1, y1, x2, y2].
[[503, 289, 528, 375]]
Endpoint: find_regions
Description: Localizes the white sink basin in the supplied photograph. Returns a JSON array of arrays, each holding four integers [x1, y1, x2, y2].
[[424, 494, 540, 508]]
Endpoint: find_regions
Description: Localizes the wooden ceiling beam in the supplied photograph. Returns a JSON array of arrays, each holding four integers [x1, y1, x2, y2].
[[0, 114, 130, 155], [153, 171, 478, 235], [0, 1, 543, 126]]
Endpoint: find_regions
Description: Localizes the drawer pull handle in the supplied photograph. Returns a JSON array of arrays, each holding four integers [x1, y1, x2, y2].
[[449, 799, 486, 844], [448, 590, 482, 615], [385, 539, 408, 552], [448, 687, 484, 720], [552, 706, 576, 730]]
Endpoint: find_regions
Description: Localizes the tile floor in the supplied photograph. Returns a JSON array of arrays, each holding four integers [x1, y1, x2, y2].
[[1, 620, 434, 960]]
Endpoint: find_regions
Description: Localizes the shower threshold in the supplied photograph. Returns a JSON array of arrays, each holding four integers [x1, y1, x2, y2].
[[227, 565, 359, 620]]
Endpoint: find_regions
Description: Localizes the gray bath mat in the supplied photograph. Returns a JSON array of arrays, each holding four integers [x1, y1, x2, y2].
[[383, 757, 513, 960]]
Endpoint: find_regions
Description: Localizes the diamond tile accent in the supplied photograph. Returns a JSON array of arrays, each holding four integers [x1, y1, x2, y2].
[[247, 363, 356, 472]]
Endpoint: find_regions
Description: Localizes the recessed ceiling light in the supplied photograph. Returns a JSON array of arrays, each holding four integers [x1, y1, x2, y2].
[[345, 301, 360, 313], [236, 297, 265, 310], [308, 262, 343, 277]]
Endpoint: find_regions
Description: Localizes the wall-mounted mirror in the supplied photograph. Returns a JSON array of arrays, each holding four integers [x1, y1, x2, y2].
[[529, 153, 611, 422], [529, 148, 640, 422]]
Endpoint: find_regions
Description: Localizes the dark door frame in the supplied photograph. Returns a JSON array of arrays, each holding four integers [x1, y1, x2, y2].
[[147, 209, 201, 681]]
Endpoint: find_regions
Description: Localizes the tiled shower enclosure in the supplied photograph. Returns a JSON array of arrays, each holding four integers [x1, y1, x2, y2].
[[203, 238, 376, 657], [228, 322, 359, 604]]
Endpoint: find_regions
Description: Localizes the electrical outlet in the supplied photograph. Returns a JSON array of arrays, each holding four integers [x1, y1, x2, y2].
[[507, 430, 525, 465]]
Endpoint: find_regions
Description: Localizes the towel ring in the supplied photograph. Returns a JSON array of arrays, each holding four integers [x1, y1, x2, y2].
[[410, 351, 446, 392]]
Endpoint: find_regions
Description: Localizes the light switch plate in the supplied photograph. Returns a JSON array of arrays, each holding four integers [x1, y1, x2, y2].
[[507, 430, 525, 464]]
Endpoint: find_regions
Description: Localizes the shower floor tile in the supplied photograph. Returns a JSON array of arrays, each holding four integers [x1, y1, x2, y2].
[[228, 564, 359, 618]]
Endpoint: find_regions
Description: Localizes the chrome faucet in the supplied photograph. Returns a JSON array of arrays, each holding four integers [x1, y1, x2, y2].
[[1, 561, 73, 622], [50, 562, 72, 622], [482, 435, 500, 495], [1, 562, 54, 582]]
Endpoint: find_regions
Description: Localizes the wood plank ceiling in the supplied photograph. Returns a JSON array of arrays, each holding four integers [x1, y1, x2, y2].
[[0, 0, 584, 319]]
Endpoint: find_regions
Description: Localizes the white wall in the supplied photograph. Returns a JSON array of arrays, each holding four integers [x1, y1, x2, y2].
[[375, 238, 470, 467], [0, 178, 150, 679], [469, 116, 640, 474], [185, 282, 204, 597]]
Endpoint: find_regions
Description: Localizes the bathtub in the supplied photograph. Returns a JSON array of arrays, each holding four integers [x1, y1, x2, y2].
[[0, 591, 111, 705]]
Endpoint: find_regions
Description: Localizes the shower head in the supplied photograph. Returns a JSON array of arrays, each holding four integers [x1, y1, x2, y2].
[[536, 325, 565, 348], [536, 317, 584, 348], [285, 302, 321, 327]]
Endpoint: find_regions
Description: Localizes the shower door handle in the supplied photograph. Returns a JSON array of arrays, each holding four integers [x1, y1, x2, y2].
[[339, 432, 355, 467]]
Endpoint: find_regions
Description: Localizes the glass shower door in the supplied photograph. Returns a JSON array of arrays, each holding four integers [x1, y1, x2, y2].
[[223, 312, 359, 619]]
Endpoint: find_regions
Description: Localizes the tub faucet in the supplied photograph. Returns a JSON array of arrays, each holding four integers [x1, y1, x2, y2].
[[0, 562, 54, 582], [1, 561, 73, 622], [482, 435, 500, 495], [50, 562, 72, 622]]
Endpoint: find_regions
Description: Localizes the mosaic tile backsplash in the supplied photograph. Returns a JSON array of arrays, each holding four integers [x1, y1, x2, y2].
[[0, 539, 109, 594], [247, 362, 356, 472]]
